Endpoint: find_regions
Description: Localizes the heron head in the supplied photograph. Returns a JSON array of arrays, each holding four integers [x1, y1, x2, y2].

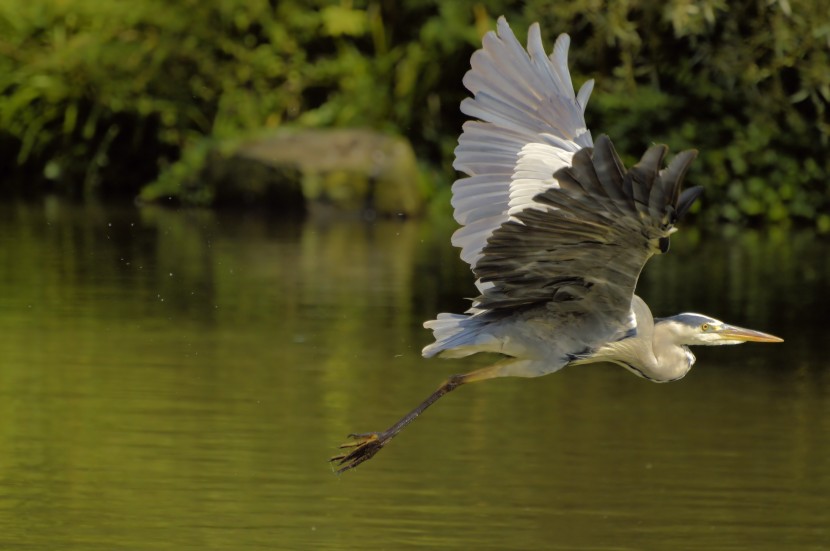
[[655, 313, 783, 346]]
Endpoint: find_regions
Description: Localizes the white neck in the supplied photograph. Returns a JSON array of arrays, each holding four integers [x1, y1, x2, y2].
[[616, 296, 694, 382], [649, 320, 696, 382], [575, 296, 696, 383]]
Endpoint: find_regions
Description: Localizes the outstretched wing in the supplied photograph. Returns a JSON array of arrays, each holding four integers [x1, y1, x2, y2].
[[474, 136, 702, 321], [451, 16, 594, 273]]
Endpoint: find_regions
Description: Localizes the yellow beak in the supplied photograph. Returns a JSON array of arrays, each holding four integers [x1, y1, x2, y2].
[[717, 325, 784, 343]]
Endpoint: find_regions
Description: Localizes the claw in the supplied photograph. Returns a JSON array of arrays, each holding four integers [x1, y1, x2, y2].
[[348, 431, 379, 439], [329, 431, 387, 473], [338, 432, 379, 449]]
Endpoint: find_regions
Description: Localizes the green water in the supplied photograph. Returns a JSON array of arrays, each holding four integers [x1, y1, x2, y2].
[[0, 200, 827, 550]]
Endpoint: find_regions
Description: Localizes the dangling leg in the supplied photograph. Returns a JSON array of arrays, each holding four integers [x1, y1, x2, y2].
[[330, 362, 510, 474]]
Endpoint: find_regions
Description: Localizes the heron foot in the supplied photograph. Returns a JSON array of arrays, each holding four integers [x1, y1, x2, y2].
[[330, 431, 388, 473]]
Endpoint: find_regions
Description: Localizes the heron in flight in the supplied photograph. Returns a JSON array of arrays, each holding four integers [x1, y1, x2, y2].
[[331, 17, 782, 473]]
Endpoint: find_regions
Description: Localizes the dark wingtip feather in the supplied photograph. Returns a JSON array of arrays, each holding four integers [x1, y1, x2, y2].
[[556, 147, 594, 194], [676, 186, 704, 219], [629, 144, 668, 192], [662, 149, 699, 205], [637, 144, 669, 174], [554, 138, 701, 225], [628, 144, 668, 211], [591, 135, 626, 199]]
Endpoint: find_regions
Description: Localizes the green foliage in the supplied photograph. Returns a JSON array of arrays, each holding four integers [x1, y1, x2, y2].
[[435, 0, 830, 227], [520, 0, 830, 226], [0, 0, 319, 194], [0, 0, 828, 225]]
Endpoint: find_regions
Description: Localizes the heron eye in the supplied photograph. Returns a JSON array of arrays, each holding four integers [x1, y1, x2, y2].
[[701, 323, 711, 332]]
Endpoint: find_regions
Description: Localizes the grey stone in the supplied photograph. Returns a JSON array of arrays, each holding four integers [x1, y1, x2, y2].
[[208, 129, 424, 216]]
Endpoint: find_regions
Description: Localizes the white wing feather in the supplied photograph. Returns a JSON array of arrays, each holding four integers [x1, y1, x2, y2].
[[451, 16, 594, 272]]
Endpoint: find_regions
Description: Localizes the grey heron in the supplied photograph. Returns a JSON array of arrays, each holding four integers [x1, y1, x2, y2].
[[331, 16, 782, 474]]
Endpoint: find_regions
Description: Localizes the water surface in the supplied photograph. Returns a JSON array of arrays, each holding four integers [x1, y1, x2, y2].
[[0, 200, 827, 549]]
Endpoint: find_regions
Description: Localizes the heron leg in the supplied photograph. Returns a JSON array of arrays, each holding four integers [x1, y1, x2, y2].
[[330, 362, 506, 474]]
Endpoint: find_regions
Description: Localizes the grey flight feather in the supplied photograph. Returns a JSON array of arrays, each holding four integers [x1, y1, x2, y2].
[[472, 135, 700, 322], [450, 16, 594, 270]]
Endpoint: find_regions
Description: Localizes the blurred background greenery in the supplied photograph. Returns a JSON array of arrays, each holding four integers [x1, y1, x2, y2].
[[1, 0, 828, 227]]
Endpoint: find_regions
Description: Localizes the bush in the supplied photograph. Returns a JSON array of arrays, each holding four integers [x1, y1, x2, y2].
[[0, 0, 828, 225]]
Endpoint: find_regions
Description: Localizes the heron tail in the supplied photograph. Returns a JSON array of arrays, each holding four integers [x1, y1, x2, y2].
[[422, 313, 495, 358]]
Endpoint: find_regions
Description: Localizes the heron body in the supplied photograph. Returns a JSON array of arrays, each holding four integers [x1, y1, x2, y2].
[[331, 16, 782, 473]]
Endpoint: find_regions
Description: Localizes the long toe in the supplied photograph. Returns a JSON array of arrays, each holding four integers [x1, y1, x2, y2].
[[337, 432, 380, 449], [330, 432, 387, 473]]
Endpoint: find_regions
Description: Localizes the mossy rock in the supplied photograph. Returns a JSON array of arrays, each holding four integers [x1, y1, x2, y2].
[[208, 129, 424, 216]]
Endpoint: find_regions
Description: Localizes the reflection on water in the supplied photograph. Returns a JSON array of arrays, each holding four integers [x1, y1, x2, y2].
[[0, 200, 827, 550]]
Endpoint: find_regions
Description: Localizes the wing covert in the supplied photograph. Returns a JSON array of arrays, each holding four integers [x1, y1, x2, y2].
[[473, 136, 701, 323]]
